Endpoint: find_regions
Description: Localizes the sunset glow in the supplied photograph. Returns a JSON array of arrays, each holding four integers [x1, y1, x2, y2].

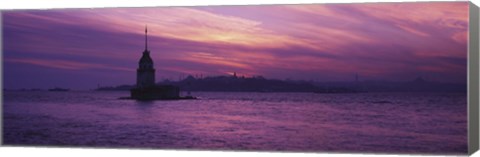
[[2, 2, 469, 89]]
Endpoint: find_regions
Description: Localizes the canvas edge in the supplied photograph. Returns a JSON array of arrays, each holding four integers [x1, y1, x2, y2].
[[0, 10, 4, 146], [0, 1, 476, 155], [468, 1, 480, 156]]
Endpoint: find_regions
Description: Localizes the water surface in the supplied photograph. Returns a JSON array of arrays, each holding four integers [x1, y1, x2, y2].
[[3, 91, 467, 154]]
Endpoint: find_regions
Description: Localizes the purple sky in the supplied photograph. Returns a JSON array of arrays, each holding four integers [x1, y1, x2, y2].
[[2, 2, 469, 90]]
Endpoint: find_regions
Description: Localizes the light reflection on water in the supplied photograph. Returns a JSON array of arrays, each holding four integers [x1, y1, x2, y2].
[[3, 91, 467, 154]]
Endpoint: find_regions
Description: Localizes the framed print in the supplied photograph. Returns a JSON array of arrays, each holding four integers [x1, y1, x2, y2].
[[1, 1, 479, 155]]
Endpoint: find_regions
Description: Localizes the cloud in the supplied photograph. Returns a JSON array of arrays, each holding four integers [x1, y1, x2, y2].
[[348, 2, 468, 44], [5, 58, 133, 71], [395, 24, 430, 37], [2, 2, 469, 89]]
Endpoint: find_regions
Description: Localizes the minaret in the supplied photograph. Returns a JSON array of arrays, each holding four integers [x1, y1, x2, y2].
[[136, 26, 156, 88], [355, 73, 358, 82]]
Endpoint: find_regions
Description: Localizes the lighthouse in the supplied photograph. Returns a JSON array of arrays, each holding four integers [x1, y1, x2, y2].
[[136, 26, 155, 88], [130, 26, 187, 100]]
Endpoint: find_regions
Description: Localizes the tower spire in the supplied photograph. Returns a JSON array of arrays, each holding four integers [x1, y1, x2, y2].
[[145, 25, 148, 51]]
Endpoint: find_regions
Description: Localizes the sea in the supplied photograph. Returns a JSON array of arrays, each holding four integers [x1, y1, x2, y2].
[[2, 91, 468, 154]]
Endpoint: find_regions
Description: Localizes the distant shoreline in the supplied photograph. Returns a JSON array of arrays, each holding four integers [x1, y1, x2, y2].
[[4, 75, 467, 93]]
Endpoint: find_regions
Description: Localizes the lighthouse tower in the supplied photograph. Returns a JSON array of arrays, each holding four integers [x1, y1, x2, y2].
[[136, 26, 155, 88], [130, 26, 184, 100]]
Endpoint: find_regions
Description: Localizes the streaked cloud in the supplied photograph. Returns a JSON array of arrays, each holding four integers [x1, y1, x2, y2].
[[2, 2, 469, 89], [5, 58, 133, 71]]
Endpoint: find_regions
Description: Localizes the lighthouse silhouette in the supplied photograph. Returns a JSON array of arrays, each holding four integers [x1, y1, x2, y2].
[[136, 26, 155, 88], [130, 26, 188, 100]]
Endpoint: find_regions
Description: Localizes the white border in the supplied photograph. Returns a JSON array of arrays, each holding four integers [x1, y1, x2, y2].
[[0, 0, 475, 10], [0, 0, 478, 157]]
